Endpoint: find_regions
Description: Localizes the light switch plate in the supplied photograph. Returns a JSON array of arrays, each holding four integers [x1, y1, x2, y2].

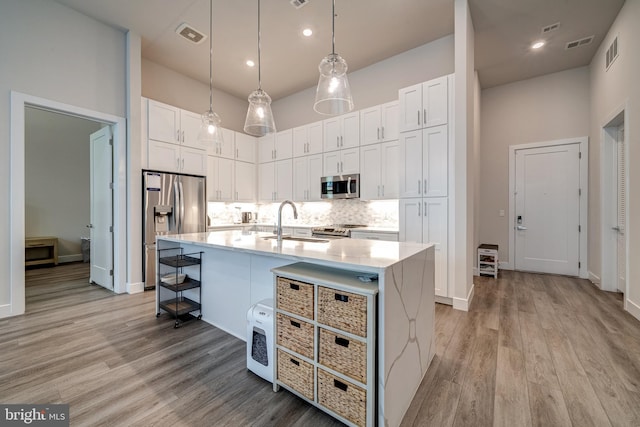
[[499, 209, 505, 217]]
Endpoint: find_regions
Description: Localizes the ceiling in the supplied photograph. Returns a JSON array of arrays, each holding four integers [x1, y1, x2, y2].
[[52, 0, 624, 100]]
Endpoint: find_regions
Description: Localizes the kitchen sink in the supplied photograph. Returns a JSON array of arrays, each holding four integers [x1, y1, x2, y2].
[[262, 235, 330, 243]]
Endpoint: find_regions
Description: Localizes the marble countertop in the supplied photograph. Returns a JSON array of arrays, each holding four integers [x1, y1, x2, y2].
[[208, 223, 400, 233], [158, 230, 429, 271]]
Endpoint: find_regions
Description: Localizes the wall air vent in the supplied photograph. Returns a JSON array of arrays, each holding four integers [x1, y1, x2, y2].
[[175, 23, 207, 44], [565, 35, 594, 50], [541, 22, 560, 34], [290, 0, 310, 9], [606, 36, 619, 71]]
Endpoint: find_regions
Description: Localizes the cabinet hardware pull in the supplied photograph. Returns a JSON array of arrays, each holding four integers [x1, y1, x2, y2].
[[176, 159, 180, 170], [290, 358, 300, 366], [417, 110, 421, 125], [290, 320, 301, 328], [182, 159, 184, 169], [337, 162, 340, 173], [418, 202, 421, 217], [236, 148, 239, 158], [382, 185, 385, 196], [377, 185, 380, 197], [333, 379, 348, 392], [377, 128, 380, 140], [382, 126, 385, 139], [418, 180, 421, 194], [341, 136, 344, 146], [182, 130, 185, 142], [335, 337, 350, 347], [236, 191, 238, 200], [176, 130, 180, 141], [340, 161, 343, 173], [424, 179, 427, 194], [334, 293, 349, 303], [290, 283, 300, 290], [337, 136, 340, 147], [424, 202, 428, 217], [424, 109, 427, 125]]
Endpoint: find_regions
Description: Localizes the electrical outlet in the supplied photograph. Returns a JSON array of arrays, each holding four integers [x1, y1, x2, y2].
[[499, 210, 505, 217]]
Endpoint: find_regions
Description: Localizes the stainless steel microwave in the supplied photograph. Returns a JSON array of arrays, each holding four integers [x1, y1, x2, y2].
[[321, 174, 360, 199]]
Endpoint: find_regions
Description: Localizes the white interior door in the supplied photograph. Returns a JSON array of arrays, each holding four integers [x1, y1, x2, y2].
[[90, 127, 113, 290], [514, 143, 580, 275], [615, 125, 626, 292]]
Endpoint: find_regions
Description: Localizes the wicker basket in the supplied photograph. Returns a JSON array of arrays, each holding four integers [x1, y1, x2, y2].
[[319, 328, 366, 384], [318, 287, 367, 337], [276, 276, 314, 320], [318, 368, 366, 427], [276, 312, 314, 359], [277, 349, 314, 401]]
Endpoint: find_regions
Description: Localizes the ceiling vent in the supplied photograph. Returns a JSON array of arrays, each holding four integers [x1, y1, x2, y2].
[[541, 22, 560, 34], [175, 23, 207, 44], [606, 36, 619, 70], [290, 0, 311, 9], [565, 35, 594, 50]]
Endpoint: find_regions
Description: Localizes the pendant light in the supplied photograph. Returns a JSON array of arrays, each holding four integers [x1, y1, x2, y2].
[[244, 0, 276, 136], [313, 0, 353, 115], [198, 0, 224, 146]]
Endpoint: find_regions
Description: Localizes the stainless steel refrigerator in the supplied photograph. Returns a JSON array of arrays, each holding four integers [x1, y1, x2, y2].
[[143, 171, 206, 290]]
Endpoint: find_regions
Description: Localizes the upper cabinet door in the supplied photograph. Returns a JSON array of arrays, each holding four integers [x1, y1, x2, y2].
[[423, 76, 448, 128], [275, 129, 293, 160], [341, 112, 360, 148], [235, 132, 256, 163], [292, 126, 308, 158], [360, 106, 381, 146], [258, 134, 275, 163], [398, 83, 422, 133], [323, 117, 341, 152], [398, 130, 423, 198], [359, 144, 382, 200], [235, 160, 256, 202], [307, 122, 323, 155], [148, 100, 180, 144], [423, 125, 448, 197], [380, 140, 400, 199], [212, 128, 235, 159], [180, 110, 205, 150], [381, 101, 399, 141]]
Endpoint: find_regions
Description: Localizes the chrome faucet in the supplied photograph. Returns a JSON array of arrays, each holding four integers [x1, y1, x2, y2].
[[277, 200, 298, 242]]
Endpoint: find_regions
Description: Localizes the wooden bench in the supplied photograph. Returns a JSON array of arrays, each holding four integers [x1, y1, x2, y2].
[[25, 236, 58, 267]]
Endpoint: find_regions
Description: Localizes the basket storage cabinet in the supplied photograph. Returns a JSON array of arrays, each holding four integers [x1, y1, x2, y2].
[[478, 243, 499, 278], [156, 247, 203, 328], [272, 263, 378, 427]]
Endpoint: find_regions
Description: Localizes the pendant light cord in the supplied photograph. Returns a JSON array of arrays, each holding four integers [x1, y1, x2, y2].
[[208, 0, 213, 112], [257, 0, 262, 90], [331, 0, 336, 55]]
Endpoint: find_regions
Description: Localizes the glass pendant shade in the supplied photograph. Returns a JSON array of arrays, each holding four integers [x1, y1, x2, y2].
[[244, 88, 276, 136], [198, 110, 224, 145], [314, 53, 353, 115]]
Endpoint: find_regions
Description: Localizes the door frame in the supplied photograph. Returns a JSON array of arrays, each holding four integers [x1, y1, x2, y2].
[[600, 106, 628, 295], [9, 91, 127, 317], [507, 137, 589, 278]]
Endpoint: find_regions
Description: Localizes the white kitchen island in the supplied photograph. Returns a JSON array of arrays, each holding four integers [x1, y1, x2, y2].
[[156, 230, 435, 427]]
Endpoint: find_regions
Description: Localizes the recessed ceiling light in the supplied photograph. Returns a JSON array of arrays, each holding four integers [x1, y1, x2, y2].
[[302, 28, 313, 37], [532, 41, 545, 49], [246, 60, 255, 67]]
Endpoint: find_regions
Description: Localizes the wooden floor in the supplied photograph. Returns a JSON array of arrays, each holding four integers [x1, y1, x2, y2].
[[1, 265, 639, 426]]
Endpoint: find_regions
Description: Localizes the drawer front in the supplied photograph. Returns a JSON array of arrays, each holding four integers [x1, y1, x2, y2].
[[277, 349, 314, 401], [319, 328, 366, 384], [318, 368, 366, 427], [276, 313, 314, 359], [478, 248, 497, 255], [318, 287, 367, 337], [277, 276, 314, 320]]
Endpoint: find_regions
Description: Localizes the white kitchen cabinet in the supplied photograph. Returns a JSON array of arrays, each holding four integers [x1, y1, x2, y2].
[[148, 139, 207, 175], [258, 130, 293, 163], [359, 141, 399, 200], [399, 75, 448, 133], [293, 154, 323, 202], [235, 160, 256, 202], [350, 231, 398, 241], [293, 122, 323, 157], [400, 197, 448, 297], [235, 132, 256, 163], [360, 101, 399, 146], [148, 99, 208, 150], [207, 155, 234, 202], [208, 127, 235, 159], [323, 147, 359, 176], [258, 160, 293, 202], [323, 111, 359, 152], [399, 126, 448, 198]]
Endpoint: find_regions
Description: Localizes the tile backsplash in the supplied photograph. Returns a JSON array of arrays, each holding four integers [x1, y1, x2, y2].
[[208, 199, 399, 229]]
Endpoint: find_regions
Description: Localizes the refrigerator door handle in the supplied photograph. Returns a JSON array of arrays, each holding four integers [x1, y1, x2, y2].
[[179, 181, 185, 232], [173, 180, 180, 232]]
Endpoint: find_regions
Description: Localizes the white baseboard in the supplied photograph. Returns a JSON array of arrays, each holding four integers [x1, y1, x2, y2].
[[499, 261, 512, 270], [127, 282, 144, 294], [59, 254, 84, 263], [452, 283, 475, 312], [435, 295, 453, 306], [626, 298, 640, 322], [588, 271, 601, 286], [0, 303, 12, 319]]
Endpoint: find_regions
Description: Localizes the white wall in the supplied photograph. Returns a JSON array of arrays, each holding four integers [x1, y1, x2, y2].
[[588, 0, 640, 318], [272, 35, 455, 130], [479, 67, 591, 264], [142, 59, 249, 133], [0, 0, 126, 308], [25, 108, 102, 260]]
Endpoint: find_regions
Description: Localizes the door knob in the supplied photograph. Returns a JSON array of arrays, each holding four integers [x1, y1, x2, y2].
[[516, 225, 527, 230], [86, 224, 93, 228], [612, 226, 621, 231]]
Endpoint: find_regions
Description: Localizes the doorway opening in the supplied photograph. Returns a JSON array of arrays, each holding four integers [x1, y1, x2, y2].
[[8, 91, 127, 318], [601, 109, 627, 296], [507, 137, 589, 278]]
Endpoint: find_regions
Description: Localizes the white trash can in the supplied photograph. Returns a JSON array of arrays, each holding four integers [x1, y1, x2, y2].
[[246, 299, 274, 383]]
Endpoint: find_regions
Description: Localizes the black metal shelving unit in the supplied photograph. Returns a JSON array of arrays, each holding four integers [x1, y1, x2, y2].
[[156, 247, 203, 328]]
